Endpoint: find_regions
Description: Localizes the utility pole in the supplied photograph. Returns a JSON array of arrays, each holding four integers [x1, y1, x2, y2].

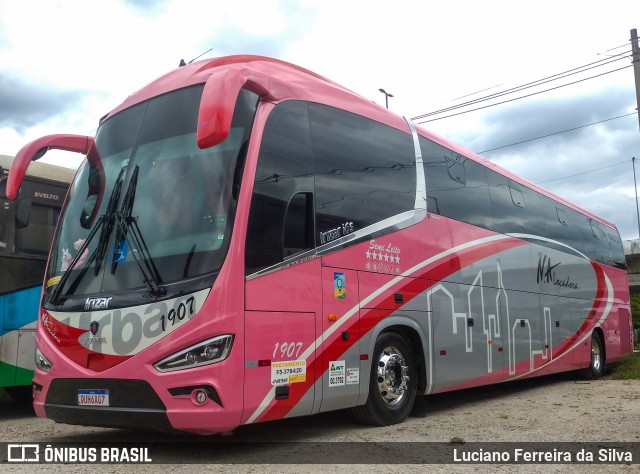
[[632, 30, 640, 240], [632, 29, 640, 132], [634, 157, 640, 240]]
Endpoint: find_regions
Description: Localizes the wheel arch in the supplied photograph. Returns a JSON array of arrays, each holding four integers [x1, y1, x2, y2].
[[365, 316, 428, 394], [593, 326, 606, 366]]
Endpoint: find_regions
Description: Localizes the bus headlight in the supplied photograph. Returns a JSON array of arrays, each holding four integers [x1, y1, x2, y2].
[[153, 335, 234, 372], [35, 347, 53, 372]]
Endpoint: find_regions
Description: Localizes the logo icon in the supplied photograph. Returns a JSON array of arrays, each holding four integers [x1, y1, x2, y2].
[[90, 321, 99, 336], [7, 444, 39, 462]]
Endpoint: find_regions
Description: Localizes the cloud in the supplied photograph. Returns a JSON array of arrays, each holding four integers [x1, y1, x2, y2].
[[429, 83, 640, 238], [0, 73, 88, 132], [199, 1, 320, 59], [122, 0, 169, 11], [464, 85, 635, 155]]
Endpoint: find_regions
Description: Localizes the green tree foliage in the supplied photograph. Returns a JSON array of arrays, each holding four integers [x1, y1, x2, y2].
[[631, 293, 640, 349]]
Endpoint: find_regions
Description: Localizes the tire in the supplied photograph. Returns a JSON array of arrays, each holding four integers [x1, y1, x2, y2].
[[352, 331, 417, 426], [582, 332, 605, 380]]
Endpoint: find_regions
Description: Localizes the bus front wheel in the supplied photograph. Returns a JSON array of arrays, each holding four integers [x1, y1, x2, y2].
[[352, 331, 417, 426]]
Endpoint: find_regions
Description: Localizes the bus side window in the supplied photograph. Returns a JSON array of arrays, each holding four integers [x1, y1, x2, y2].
[[420, 136, 492, 230], [15, 204, 55, 256], [309, 103, 416, 238], [245, 101, 313, 275], [283, 192, 314, 257], [15, 198, 32, 228]]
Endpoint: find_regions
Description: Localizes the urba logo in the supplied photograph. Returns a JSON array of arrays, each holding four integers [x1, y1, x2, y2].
[[536, 255, 578, 290]]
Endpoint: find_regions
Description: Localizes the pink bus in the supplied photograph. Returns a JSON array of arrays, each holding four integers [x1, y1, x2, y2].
[[6, 55, 633, 434]]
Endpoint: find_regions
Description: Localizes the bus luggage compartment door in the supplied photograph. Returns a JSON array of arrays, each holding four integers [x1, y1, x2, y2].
[[319, 267, 361, 413]]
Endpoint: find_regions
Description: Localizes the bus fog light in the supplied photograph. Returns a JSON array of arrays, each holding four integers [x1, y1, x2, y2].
[[154, 335, 234, 372], [193, 389, 208, 405], [35, 347, 53, 372]]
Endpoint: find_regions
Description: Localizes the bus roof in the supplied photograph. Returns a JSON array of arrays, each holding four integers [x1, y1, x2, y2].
[[104, 55, 617, 232], [0, 155, 76, 185], [105, 55, 409, 134]]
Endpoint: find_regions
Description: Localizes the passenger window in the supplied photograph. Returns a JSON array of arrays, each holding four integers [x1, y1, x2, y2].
[[15, 204, 55, 256], [245, 101, 314, 274], [283, 192, 314, 257], [309, 104, 415, 241], [447, 157, 466, 184], [419, 136, 493, 230], [509, 184, 524, 208], [556, 207, 567, 226]]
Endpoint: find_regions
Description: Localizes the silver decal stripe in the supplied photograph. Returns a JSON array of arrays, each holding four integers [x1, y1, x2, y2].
[[246, 233, 516, 424], [507, 233, 589, 259], [246, 209, 426, 281], [404, 117, 427, 211]]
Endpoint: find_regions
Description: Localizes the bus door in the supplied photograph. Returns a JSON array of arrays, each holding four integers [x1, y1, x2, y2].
[[319, 266, 361, 412], [243, 260, 320, 423]]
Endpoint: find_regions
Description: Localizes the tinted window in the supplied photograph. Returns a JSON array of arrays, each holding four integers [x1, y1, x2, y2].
[[246, 101, 417, 274], [310, 104, 415, 240], [541, 200, 586, 256], [420, 136, 493, 229], [15, 204, 56, 255], [488, 171, 546, 236], [604, 225, 626, 269], [245, 101, 314, 274]]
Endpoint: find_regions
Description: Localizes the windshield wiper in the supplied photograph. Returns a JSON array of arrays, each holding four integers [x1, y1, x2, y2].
[[49, 168, 126, 307], [49, 215, 105, 306], [111, 166, 166, 297], [93, 168, 125, 276]]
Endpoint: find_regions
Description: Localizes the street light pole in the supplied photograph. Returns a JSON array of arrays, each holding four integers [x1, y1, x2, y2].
[[379, 88, 394, 109]]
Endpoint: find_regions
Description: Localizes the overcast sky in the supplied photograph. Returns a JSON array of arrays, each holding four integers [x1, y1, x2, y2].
[[1, 0, 640, 240]]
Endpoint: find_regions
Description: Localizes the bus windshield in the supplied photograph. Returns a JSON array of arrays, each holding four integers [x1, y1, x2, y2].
[[45, 86, 257, 305]]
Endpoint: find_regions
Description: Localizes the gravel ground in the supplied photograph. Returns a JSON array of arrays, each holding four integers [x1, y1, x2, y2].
[[1, 374, 639, 473]]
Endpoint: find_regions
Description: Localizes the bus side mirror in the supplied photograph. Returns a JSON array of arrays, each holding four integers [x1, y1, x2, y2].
[[196, 65, 293, 149], [6, 134, 94, 201], [15, 198, 32, 229]]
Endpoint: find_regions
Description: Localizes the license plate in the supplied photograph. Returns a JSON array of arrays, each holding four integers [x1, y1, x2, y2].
[[77, 389, 109, 407]]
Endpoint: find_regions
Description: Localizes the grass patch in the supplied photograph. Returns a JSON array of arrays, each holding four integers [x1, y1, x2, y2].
[[608, 352, 640, 380]]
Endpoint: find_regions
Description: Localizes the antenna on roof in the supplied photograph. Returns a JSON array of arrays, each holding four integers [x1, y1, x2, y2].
[[179, 48, 213, 67]]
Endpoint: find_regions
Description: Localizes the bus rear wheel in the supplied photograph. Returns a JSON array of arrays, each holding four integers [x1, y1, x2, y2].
[[352, 331, 417, 426], [582, 332, 604, 380]]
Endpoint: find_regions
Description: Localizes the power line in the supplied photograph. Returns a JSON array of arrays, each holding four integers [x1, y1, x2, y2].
[[535, 160, 628, 185], [600, 43, 631, 53], [411, 50, 631, 122], [477, 112, 638, 154], [412, 51, 630, 120], [415, 65, 632, 123]]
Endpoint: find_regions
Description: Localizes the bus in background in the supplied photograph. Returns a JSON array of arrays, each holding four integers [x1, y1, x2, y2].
[[5, 56, 633, 433], [0, 155, 74, 400]]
